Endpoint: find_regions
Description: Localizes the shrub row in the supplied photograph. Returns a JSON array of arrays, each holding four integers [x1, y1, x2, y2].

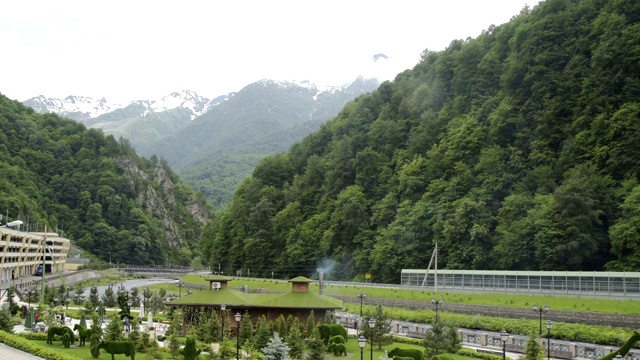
[[0, 330, 81, 360]]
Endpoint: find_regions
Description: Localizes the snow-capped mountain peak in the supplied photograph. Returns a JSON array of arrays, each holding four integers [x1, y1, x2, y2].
[[136, 90, 211, 119], [22, 95, 122, 120]]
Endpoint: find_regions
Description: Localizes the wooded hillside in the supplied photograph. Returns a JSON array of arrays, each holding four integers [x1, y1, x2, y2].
[[200, 0, 640, 282], [0, 95, 210, 266]]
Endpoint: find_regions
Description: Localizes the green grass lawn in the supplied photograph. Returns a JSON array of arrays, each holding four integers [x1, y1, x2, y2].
[[179, 276, 640, 315], [30, 339, 115, 360], [326, 340, 472, 360]]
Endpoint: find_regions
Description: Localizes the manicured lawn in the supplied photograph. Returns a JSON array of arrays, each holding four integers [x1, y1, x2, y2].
[[27, 339, 115, 359], [326, 340, 473, 360]]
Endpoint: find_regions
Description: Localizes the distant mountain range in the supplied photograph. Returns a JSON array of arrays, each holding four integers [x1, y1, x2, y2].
[[23, 90, 221, 121], [23, 76, 380, 208]]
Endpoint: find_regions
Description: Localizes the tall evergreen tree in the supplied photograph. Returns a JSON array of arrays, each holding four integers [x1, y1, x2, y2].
[[286, 324, 305, 360], [306, 311, 316, 338], [523, 334, 544, 360], [89, 313, 104, 358], [262, 333, 290, 360], [239, 311, 254, 346], [423, 318, 447, 357], [103, 313, 124, 341]]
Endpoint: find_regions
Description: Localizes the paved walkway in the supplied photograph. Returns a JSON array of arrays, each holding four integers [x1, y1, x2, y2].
[[0, 343, 44, 360]]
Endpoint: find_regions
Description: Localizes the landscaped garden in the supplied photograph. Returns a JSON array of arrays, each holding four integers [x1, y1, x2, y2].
[[2, 270, 636, 360]]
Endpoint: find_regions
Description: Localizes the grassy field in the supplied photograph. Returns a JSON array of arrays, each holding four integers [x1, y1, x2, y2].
[[180, 275, 640, 315]]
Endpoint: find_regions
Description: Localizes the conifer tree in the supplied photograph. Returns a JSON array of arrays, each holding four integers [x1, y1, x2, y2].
[[306, 329, 325, 360], [0, 310, 12, 333], [323, 311, 333, 324], [89, 285, 100, 307], [104, 313, 124, 341], [286, 324, 305, 360], [306, 311, 316, 338], [196, 311, 214, 343], [101, 284, 117, 307], [523, 335, 544, 360], [423, 318, 447, 357], [262, 333, 290, 360], [239, 310, 254, 345], [5, 286, 15, 310], [127, 317, 141, 350], [444, 324, 461, 353], [274, 314, 288, 338], [89, 313, 104, 358], [73, 285, 86, 305], [363, 305, 392, 349], [254, 315, 272, 350]]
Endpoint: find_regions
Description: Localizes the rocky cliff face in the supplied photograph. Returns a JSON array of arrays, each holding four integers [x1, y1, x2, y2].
[[115, 156, 209, 248]]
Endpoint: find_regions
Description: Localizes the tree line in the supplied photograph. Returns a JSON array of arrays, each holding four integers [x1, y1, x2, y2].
[[199, 0, 640, 282], [0, 95, 208, 266]]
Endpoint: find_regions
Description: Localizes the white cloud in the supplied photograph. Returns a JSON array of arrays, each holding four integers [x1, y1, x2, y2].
[[0, 0, 534, 103]]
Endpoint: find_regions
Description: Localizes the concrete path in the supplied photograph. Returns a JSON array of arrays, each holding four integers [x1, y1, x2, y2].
[[0, 343, 44, 359]]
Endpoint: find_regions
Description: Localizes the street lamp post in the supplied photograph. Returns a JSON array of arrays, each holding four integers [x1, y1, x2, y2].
[[220, 304, 226, 342], [546, 320, 552, 360], [431, 297, 444, 320], [235, 312, 242, 360], [358, 336, 367, 360], [500, 330, 509, 360], [357, 293, 366, 316], [27, 290, 33, 309], [368, 318, 376, 360], [533, 303, 550, 335]]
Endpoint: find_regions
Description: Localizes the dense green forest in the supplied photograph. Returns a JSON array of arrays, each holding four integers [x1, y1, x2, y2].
[[200, 0, 640, 283], [0, 95, 210, 265]]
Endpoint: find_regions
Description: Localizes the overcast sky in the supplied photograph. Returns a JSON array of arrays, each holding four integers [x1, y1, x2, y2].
[[0, 0, 534, 104]]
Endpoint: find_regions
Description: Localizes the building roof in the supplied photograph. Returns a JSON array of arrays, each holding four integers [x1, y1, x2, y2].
[[204, 275, 234, 282], [166, 287, 342, 310]]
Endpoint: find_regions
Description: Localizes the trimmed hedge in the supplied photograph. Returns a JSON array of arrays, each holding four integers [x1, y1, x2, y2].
[[0, 330, 81, 360]]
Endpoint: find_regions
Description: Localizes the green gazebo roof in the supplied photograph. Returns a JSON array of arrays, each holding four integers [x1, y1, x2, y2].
[[204, 275, 234, 282], [288, 276, 313, 283], [167, 287, 342, 310]]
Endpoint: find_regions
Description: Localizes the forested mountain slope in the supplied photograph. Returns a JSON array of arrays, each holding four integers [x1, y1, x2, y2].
[[0, 95, 210, 266], [200, 0, 640, 283], [149, 77, 379, 209]]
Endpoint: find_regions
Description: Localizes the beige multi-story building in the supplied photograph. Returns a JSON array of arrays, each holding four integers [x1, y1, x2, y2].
[[0, 227, 70, 283]]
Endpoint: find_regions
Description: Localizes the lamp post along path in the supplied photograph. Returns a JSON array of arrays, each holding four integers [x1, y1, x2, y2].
[[368, 318, 376, 360], [533, 303, 550, 336], [358, 336, 367, 360], [235, 312, 242, 360], [500, 330, 509, 360], [357, 293, 366, 317], [431, 297, 444, 320], [546, 320, 553, 360], [220, 304, 226, 341]]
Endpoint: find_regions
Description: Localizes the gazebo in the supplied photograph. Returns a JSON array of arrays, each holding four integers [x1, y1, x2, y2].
[[166, 276, 342, 330]]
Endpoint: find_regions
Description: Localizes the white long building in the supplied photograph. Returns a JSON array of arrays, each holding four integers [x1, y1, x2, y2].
[[0, 227, 71, 283], [401, 269, 640, 297]]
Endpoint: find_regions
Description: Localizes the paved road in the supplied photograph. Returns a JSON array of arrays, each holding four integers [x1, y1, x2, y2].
[[0, 343, 44, 359]]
